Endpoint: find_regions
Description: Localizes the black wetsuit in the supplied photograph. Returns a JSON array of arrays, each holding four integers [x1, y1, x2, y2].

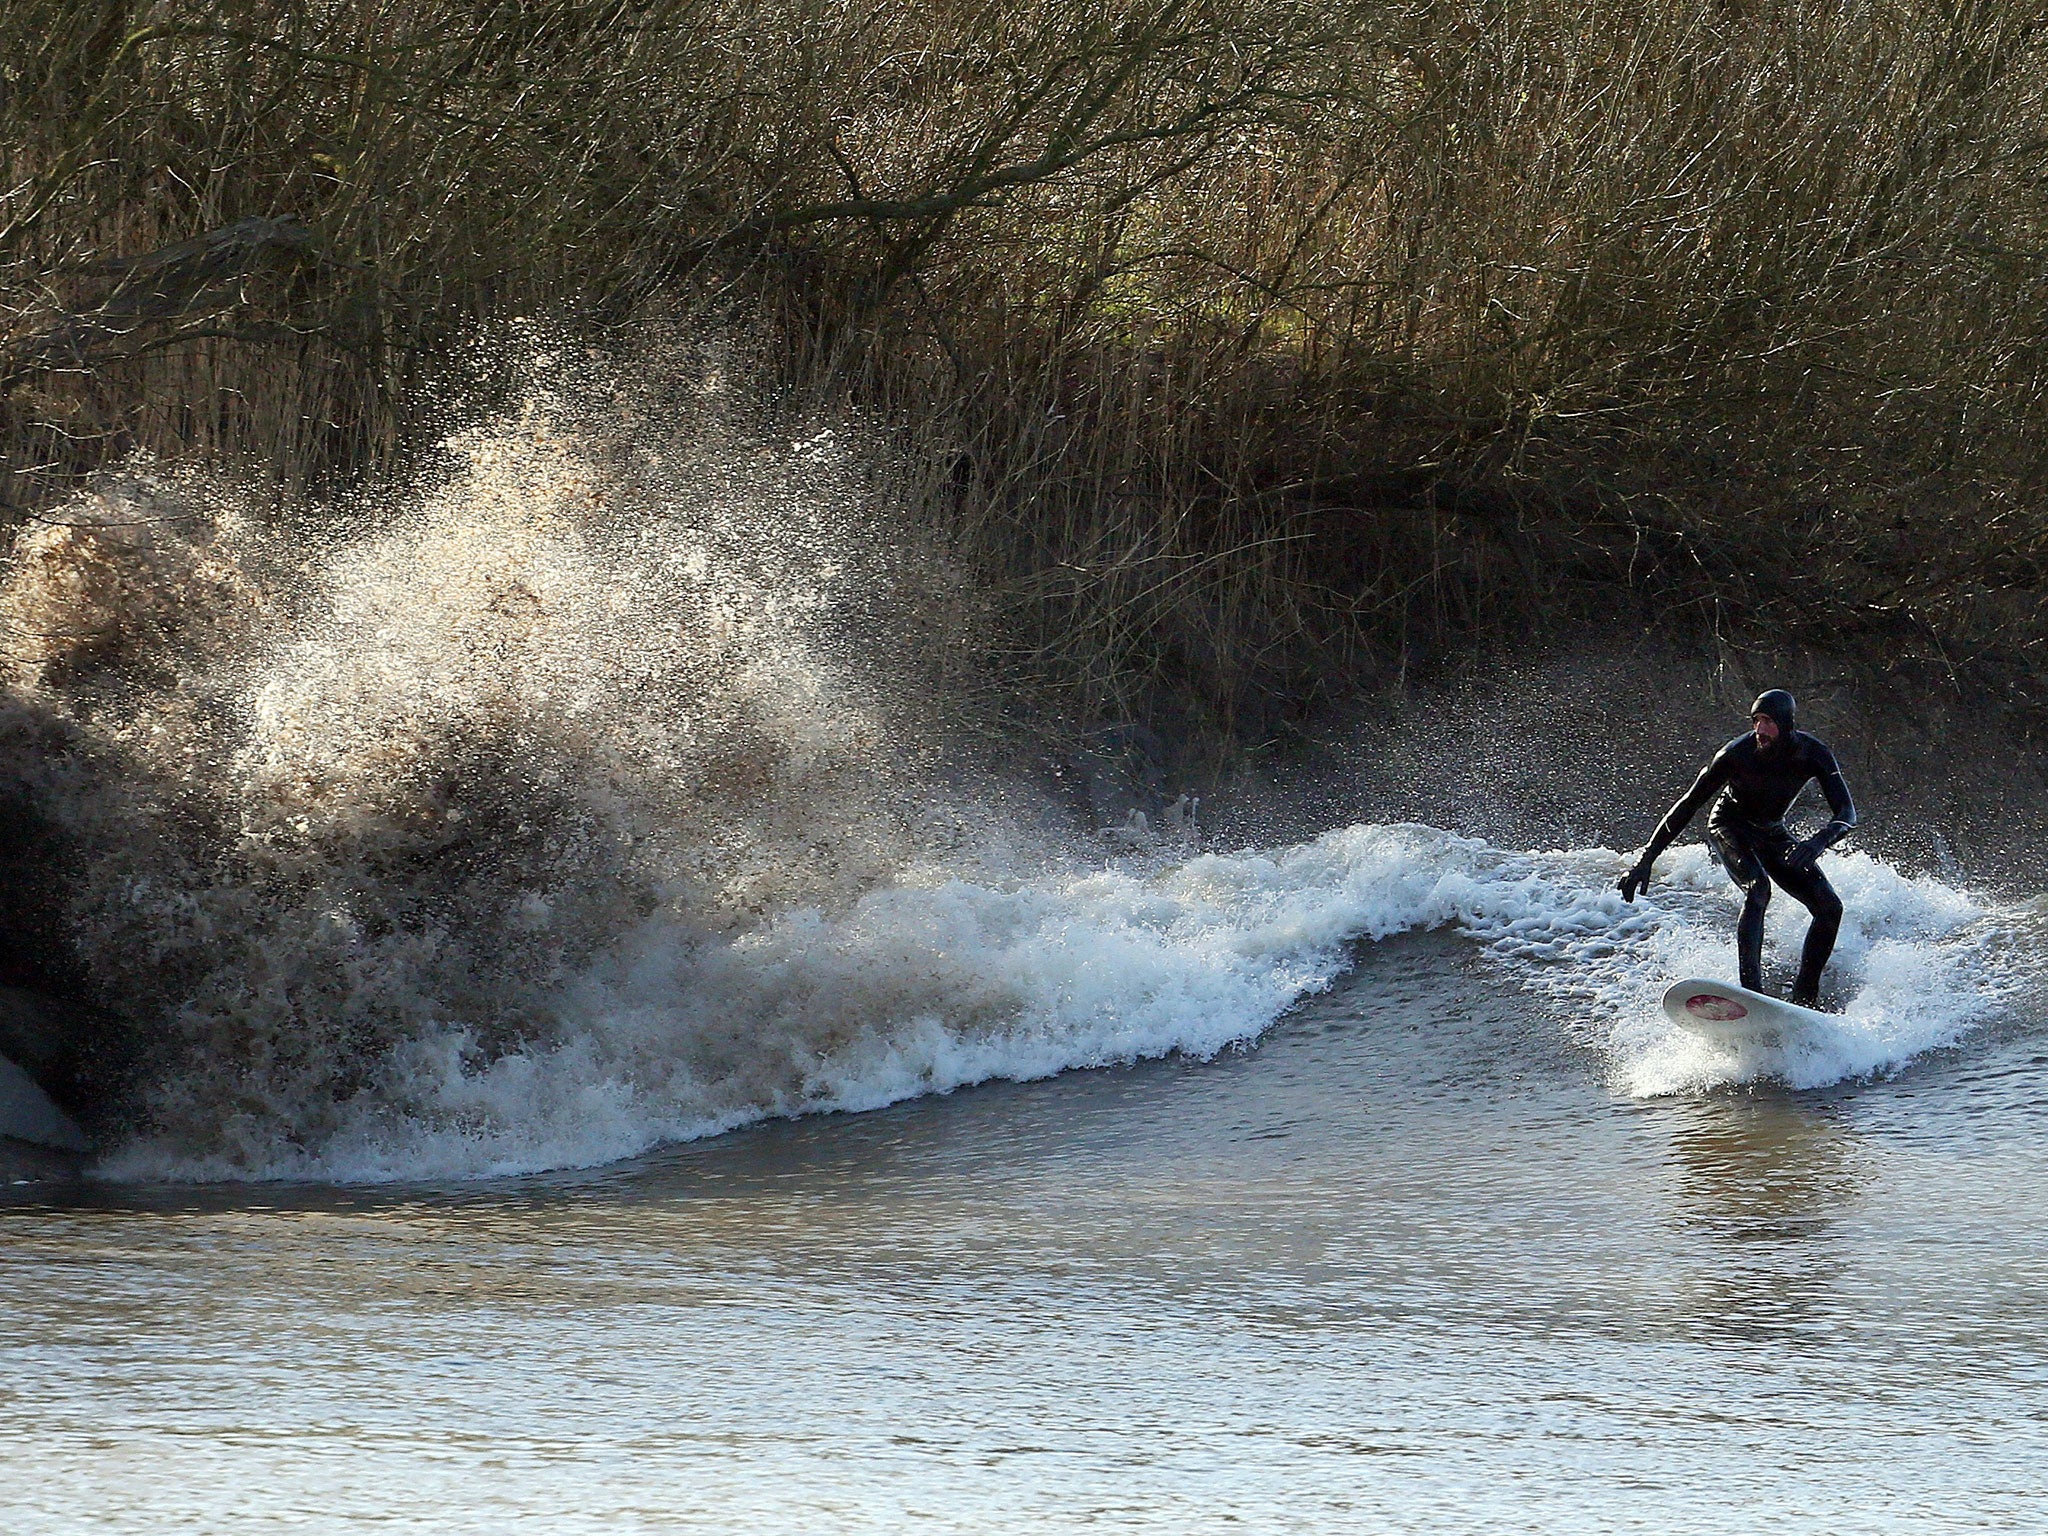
[[1638, 730, 1857, 1003]]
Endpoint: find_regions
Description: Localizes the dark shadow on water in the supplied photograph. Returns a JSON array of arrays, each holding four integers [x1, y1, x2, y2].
[[1666, 1093, 1867, 1242], [1655, 1090, 1872, 1343]]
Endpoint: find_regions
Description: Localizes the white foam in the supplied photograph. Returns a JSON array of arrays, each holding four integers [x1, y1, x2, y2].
[[1510, 844, 2019, 1096], [97, 824, 1477, 1180]]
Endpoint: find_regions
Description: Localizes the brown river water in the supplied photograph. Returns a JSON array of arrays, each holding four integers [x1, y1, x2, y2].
[[7, 931, 2044, 1534]]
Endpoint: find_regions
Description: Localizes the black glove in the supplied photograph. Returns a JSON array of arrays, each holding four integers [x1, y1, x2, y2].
[[1788, 835, 1827, 870], [1618, 858, 1653, 903]]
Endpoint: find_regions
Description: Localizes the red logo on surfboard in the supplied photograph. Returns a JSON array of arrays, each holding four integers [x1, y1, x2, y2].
[[1686, 994, 1748, 1022]]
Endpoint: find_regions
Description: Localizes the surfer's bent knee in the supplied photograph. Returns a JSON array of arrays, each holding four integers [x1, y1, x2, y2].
[[1713, 831, 1766, 894]]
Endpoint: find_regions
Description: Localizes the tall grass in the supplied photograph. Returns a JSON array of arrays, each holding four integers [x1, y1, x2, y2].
[[5, 0, 2046, 732]]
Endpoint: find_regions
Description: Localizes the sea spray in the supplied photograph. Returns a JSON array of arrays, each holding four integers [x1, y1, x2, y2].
[[0, 351, 1046, 1176]]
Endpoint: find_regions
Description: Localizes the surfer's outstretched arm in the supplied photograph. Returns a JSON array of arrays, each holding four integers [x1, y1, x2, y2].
[[1791, 745, 1857, 866], [1619, 750, 1732, 902]]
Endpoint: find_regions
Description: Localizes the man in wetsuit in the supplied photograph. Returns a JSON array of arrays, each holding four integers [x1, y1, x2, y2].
[[1618, 690, 1857, 1007]]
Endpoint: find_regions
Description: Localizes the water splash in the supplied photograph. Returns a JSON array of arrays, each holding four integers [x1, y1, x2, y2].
[[0, 346, 2031, 1183], [1, 346, 1044, 1177]]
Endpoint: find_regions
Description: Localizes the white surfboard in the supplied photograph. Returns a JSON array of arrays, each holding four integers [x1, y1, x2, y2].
[[0, 1051, 90, 1153], [1661, 978, 1832, 1048]]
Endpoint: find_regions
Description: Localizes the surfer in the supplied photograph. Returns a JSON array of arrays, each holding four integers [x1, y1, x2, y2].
[[1617, 690, 1857, 1007]]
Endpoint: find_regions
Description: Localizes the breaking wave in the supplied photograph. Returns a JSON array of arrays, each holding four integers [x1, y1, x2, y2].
[[86, 821, 2029, 1183], [0, 340, 2032, 1183]]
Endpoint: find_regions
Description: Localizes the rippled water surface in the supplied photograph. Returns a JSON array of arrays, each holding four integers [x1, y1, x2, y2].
[[7, 933, 2045, 1533]]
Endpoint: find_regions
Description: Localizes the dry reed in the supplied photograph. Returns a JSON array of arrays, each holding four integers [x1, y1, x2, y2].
[[4, 0, 2045, 733]]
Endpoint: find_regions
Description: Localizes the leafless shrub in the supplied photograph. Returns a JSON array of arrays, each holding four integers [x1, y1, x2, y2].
[[4, 0, 2045, 729]]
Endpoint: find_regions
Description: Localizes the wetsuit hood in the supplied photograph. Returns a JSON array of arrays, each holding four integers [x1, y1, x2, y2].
[[1750, 689, 1797, 733]]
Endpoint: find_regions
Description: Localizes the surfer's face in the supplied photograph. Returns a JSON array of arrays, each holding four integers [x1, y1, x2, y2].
[[1752, 713, 1781, 747]]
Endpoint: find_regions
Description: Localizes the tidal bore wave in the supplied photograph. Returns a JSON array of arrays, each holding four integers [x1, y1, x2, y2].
[[85, 826, 2027, 1183], [0, 364, 2031, 1183]]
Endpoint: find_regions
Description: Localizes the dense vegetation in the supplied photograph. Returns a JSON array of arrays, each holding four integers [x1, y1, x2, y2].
[[4, 0, 2046, 735]]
